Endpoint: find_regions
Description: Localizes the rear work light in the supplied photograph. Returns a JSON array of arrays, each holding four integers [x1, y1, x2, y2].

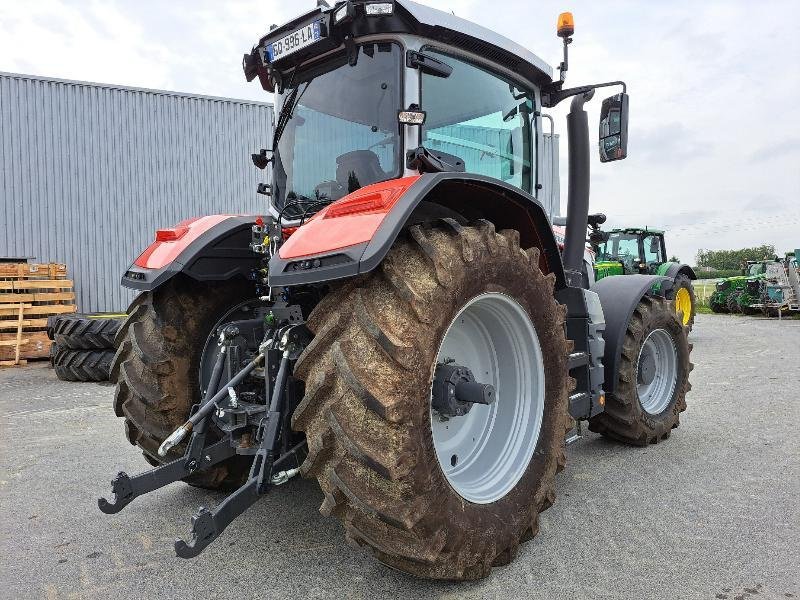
[[398, 108, 426, 125], [365, 2, 394, 16]]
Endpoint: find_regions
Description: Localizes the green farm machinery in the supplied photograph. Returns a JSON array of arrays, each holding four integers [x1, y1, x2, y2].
[[589, 223, 697, 329], [709, 260, 774, 314], [750, 252, 800, 317]]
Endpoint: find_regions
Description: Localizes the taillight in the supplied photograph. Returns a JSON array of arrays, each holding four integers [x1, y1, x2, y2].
[[155, 226, 190, 242]]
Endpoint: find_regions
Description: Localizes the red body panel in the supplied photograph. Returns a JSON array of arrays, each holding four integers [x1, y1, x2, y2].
[[134, 215, 234, 269], [278, 176, 421, 260]]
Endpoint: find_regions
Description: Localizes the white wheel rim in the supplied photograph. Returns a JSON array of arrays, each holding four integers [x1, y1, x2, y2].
[[636, 328, 678, 415], [430, 293, 545, 504]]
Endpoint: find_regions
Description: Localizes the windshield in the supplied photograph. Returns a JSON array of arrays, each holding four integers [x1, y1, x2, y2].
[[748, 263, 765, 276], [271, 42, 402, 219], [598, 233, 640, 262]]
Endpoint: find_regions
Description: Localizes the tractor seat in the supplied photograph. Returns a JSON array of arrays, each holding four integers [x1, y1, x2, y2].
[[336, 150, 388, 192]]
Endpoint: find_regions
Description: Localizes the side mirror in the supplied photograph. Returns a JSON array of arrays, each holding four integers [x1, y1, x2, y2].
[[649, 237, 660, 254], [599, 93, 629, 162]]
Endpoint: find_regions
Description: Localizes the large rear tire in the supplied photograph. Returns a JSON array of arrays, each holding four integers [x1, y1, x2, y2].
[[292, 221, 572, 580], [110, 277, 254, 490], [589, 295, 692, 445]]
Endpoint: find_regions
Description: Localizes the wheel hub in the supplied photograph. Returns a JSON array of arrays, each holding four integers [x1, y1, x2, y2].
[[637, 352, 656, 386], [675, 286, 692, 325], [636, 328, 678, 415], [429, 293, 544, 504], [431, 362, 496, 417]]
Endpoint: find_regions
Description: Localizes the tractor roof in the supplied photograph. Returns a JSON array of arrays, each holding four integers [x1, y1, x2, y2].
[[397, 0, 553, 81], [246, 1, 554, 91], [607, 227, 666, 236]]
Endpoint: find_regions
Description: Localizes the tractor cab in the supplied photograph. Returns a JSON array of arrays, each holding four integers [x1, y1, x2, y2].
[[743, 260, 772, 277], [595, 228, 666, 275], [242, 0, 624, 228]]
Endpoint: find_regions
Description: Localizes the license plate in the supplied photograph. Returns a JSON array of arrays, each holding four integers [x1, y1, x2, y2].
[[267, 21, 322, 62]]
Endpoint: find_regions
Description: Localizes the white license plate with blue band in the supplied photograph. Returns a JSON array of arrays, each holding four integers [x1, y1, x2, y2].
[[267, 21, 322, 62]]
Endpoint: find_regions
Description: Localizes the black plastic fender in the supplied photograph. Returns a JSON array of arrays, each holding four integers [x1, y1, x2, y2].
[[591, 274, 671, 394], [268, 172, 566, 289], [121, 216, 261, 291], [662, 262, 697, 281]]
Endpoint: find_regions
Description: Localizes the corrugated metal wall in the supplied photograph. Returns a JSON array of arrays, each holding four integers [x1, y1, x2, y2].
[[0, 72, 273, 313]]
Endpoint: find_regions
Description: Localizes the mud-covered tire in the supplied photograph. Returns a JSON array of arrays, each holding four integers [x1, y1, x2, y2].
[[53, 315, 122, 350], [589, 296, 692, 445], [110, 276, 254, 490], [726, 291, 742, 314], [668, 274, 696, 331], [291, 220, 572, 580], [710, 299, 726, 313], [53, 347, 114, 382]]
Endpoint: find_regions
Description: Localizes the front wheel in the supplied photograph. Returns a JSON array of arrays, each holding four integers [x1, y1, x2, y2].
[[589, 295, 692, 445], [292, 221, 572, 580]]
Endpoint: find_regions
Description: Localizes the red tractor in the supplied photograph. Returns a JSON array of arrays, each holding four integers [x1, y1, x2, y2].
[[100, 2, 692, 580]]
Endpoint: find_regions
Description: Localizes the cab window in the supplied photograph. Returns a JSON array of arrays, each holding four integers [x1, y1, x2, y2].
[[421, 50, 536, 193], [642, 235, 664, 264]]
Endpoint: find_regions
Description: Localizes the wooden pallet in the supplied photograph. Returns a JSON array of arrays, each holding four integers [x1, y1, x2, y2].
[[0, 263, 76, 366], [0, 262, 67, 279]]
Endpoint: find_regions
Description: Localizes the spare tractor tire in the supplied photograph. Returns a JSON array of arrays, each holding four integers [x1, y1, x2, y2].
[[291, 220, 572, 580], [110, 276, 255, 491], [53, 347, 114, 382], [589, 295, 692, 445], [668, 273, 696, 331], [53, 314, 122, 350]]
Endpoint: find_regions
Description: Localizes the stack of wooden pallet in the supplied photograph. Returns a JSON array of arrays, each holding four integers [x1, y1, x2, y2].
[[0, 262, 77, 366]]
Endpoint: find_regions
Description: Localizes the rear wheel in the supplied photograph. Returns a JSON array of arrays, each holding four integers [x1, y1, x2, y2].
[[292, 221, 571, 580], [669, 274, 696, 330], [589, 295, 692, 445], [709, 298, 726, 314], [110, 277, 254, 490], [727, 291, 742, 314]]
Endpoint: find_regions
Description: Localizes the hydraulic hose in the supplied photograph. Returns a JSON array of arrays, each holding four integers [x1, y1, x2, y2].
[[158, 353, 264, 456]]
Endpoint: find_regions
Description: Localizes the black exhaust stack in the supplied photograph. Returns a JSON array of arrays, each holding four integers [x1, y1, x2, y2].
[[562, 90, 595, 288]]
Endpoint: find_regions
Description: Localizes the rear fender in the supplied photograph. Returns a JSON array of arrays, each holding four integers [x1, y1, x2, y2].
[[269, 173, 565, 288], [592, 274, 671, 394], [659, 262, 697, 281], [122, 215, 261, 291]]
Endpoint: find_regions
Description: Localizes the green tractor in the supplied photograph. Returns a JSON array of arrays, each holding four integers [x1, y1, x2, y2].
[[589, 223, 697, 329], [751, 252, 800, 317], [709, 260, 773, 314]]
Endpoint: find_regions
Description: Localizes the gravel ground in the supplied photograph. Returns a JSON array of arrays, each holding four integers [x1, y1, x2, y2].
[[1, 314, 798, 600]]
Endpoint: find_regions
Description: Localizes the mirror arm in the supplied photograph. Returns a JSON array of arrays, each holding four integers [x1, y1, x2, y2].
[[542, 80, 626, 108]]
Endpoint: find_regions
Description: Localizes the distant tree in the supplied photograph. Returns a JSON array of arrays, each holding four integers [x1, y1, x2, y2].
[[695, 245, 776, 271], [668, 255, 681, 263]]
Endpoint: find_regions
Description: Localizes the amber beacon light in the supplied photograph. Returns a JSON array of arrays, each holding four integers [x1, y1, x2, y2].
[[557, 12, 574, 38]]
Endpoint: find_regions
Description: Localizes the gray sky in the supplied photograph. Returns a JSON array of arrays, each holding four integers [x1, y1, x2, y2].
[[2, 0, 798, 263]]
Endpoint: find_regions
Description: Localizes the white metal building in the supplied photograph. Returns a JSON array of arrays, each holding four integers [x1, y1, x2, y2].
[[0, 72, 274, 312]]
